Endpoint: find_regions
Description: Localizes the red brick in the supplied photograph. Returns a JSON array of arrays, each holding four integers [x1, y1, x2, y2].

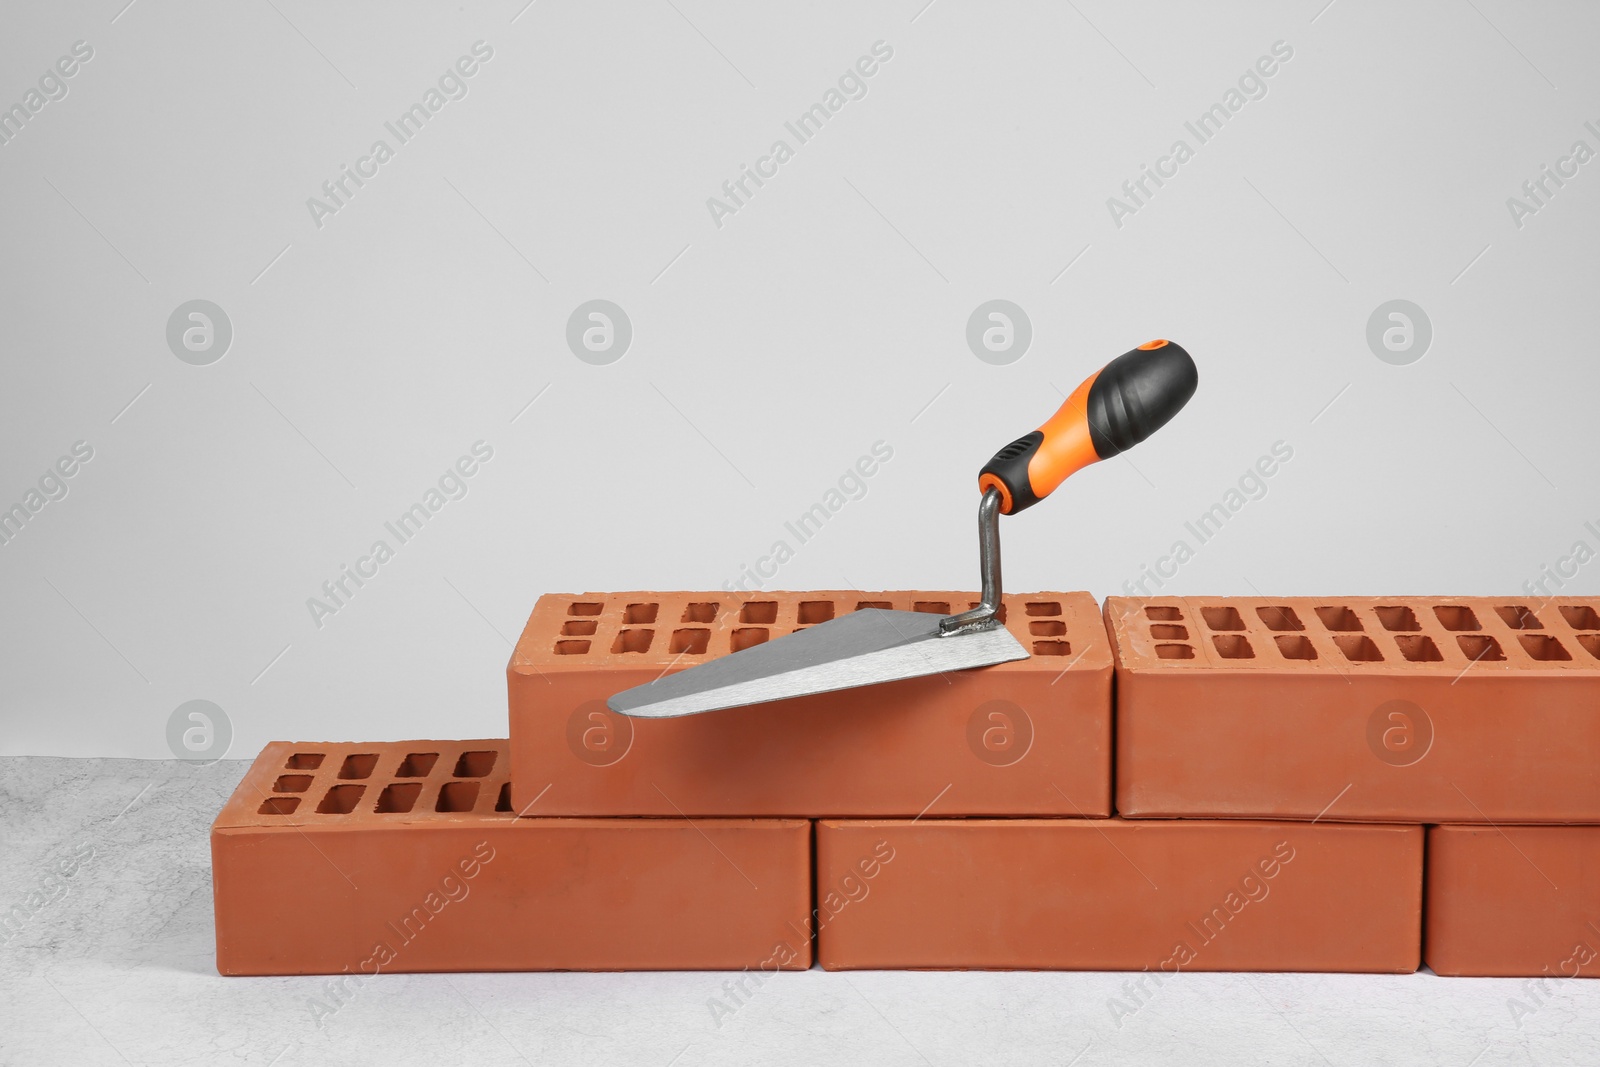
[[815, 818, 1421, 971], [1427, 825, 1600, 978], [508, 591, 1112, 817], [212, 741, 811, 975], [1107, 596, 1600, 822]]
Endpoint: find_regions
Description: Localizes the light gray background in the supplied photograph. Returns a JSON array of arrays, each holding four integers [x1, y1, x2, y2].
[[2, 0, 1596, 759]]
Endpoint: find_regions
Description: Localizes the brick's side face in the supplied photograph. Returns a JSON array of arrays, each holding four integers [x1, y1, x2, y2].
[[509, 591, 1112, 816], [1426, 825, 1600, 977], [212, 742, 812, 974], [1107, 596, 1600, 822], [815, 819, 1422, 972]]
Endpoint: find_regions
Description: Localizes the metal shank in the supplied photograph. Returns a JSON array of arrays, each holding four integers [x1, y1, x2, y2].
[[939, 487, 1003, 635]]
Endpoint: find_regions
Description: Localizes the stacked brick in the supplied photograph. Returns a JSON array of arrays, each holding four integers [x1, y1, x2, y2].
[[211, 592, 1600, 975]]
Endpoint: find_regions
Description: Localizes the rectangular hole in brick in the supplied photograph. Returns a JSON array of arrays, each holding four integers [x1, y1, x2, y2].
[[1578, 635, 1600, 661], [1201, 606, 1245, 631], [1149, 624, 1188, 640], [561, 620, 597, 636], [624, 603, 659, 624], [914, 601, 951, 614], [1213, 634, 1255, 659], [1315, 606, 1364, 632], [1275, 635, 1318, 660], [258, 796, 300, 815], [338, 754, 378, 780], [1256, 606, 1304, 631], [1155, 643, 1194, 660], [1374, 606, 1420, 632], [1033, 640, 1071, 656], [274, 774, 313, 793], [1144, 606, 1182, 621], [375, 782, 421, 814], [682, 602, 720, 623], [1334, 635, 1384, 662], [669, 628, 710, 654], [453, 750, 497, 777], [1457, 634, 1505, 662], [555, 640, 590, 655], [396, 752, 438, 777], [611, 629, 654, 654], [1433, 605, 1480, 631], [1025, 602, 1062, 617], [496, 782, 513, 812], [1560, 605, 1600, 631], [568, 602, 603, 616], [284, 753, 324, 770], [731, 628, 769, 652], [740, 601, 777, 624], [1396, 635, 1443, 662], [798, 601, 836, 624], [436, 781, 480, 812], [1498, 605, 1544, 630], [967, 602, 1007, 623], [317, 784, 365, 815], [855, 601, 892, 611], [1030, 621, 1067, 636], [1520, 634, 1572, 661]]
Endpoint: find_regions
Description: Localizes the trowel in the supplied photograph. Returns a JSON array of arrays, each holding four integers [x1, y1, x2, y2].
[[609, 340, 1199, 719]]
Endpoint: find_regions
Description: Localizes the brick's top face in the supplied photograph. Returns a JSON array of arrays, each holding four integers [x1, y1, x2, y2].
[[511, 590, 1110, 676], [1105, 596, 1600, 674], [215, 740, 515, 829]]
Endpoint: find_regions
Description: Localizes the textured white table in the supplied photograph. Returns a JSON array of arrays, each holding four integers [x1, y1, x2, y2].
[[3, 757, 1597, 1067]]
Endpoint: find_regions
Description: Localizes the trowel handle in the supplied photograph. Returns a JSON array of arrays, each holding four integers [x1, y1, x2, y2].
[[978, 340, 1198, 514]]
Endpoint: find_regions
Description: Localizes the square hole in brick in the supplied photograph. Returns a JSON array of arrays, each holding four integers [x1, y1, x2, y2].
[[798, 601, 836, 624], [396, 752, 438, 777], [1155, 643, 1195, 660], [1031, 620, 1067, 636], [1578, 635, 1600, 661], [741, 601, 778, 624], [338, 754, 378, 780], [1520, 634, 1571, 661], [670, 628, 710, 654], [453, 750, 497, 777], [436, 781, 480, 812], [562, 620, 597, 636], [258, 796, 300, 815], [1201, 607, 1245, 631], [1374, 607, 1420, 632], [568, 602, 603, 616], [1033, 640, 1070, 656], [914, 601, 951, 614], [1560, 605, 1600, 631], [1275, 635, 1318, 660], [274, 774, 313, 793], [1498, 605, 1544, 630], [1025, 602, 1062, 617], [624, 603, 659, 624], [1396, 635, 1443, 662], [375, 782, 421, 814], [1256, 606, 1304, 631], [284, 752, 324, 771], [1315, 607, 1364, 632], [1433, 606, 1480, 631], [682, 602, 720, 623], [1149, 624, 1188, 640], [611, 629, 654, 654], [855, 601, 893, 611], [731, 628, 769, 652], [555, 640, 590, 655], [1213, 634, 1255, 659], [1144, 606, 1182, 621], [1334, 635, 1383, 662], [1457, 634, 1505, 662], [317, 784, 365, 815], [496, 782, 513, 812]]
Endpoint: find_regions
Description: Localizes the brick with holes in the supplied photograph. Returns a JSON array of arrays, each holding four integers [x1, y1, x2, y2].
[[212, 740, 812, 974], [508, 591, 1112, 817], [1106, 596, 1600, 822]]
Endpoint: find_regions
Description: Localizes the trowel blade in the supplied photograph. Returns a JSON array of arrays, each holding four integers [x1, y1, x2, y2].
[[607, 608, 1029, 719]]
